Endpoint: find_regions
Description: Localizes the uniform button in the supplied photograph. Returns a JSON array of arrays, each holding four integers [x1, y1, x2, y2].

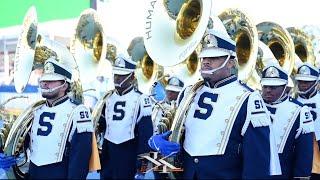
[[194, 158, 199, 163]]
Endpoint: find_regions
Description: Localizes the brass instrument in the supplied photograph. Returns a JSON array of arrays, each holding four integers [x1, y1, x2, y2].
[[91, 90, 114, 150], [144, 0, 211, 67], [145, 0, 210, 88], [70, 8, 109, 84], [219, 9, 279, 90], [287, 27, 316, 74], [0, 96, 28, 147], [127, 37, 163, 94], [1, 6, 82, 179], [219, 9, 258, 83], [151, 97, 177, 134], [257, 22, 295, 75]]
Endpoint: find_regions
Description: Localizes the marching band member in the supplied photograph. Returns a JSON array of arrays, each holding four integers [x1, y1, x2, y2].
[[294, 62, 320, 179], [153, 76, 184, 134], [148, 24, 281, 179], [261, 63, 314, 178], [97, 54, 153, 179], [1, 58, 94, 179], [164, 76, 185, 104]]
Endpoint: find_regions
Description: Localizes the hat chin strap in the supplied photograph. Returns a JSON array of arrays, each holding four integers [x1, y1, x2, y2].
[[200, 54, 231, 75], [114, 73, 133, 88], [297, 81, 318, 95], [272, 87, 287, 104], [40, 80, 66, 93]]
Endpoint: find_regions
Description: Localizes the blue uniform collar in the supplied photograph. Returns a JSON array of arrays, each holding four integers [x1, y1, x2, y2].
[[46, 95, 69, 107], [204, 75, 237, 88]]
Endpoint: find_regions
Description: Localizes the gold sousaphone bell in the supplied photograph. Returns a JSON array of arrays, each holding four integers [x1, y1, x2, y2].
[[257, 22, 295, 76], [219, 9, 258, 83], [127, 37, 162, 94], [219, 9, 279, 90], [287, 27, 316, 73], [144, 0, 211, 67], [70, 8, 109, 84]]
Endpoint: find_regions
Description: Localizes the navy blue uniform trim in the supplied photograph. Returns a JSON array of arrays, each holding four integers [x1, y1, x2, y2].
[[77, 119, 91, 123], [251, 111, 266, 115], [289, 97, 304, 107]]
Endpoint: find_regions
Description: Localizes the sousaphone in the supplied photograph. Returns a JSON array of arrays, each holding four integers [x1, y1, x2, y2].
[[70, 8, 108, 84], [127, 36, 163, 94], [1, 7, 83, 179], [287, 27, 316, 73], [257, 22, 295, 75], [219, 9, 278, 89], [144, 0, 211, 67], [219, 9, 258, 82]]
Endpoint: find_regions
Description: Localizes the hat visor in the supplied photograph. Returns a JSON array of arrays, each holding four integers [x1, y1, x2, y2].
[[295, 75, 318, 81], [165, 85, 183, 92], [39, 74, 65, 82], [261, 79, 287, 86], [113, 67, 134, 75], [199, 48, 231, 58]]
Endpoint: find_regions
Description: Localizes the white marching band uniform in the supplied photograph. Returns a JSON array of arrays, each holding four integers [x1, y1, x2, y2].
[[261, 63, 314, 178], [27, 59, 94, 179], [98, 54, 153, 179], [295, 62, 320, 175]]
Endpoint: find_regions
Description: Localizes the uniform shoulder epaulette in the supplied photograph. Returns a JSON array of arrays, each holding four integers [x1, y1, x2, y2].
[[69, 98, 81, 105], [140, 94, 152, 108], [72, 104, 94, 133], [296, 105, 314, 138], [238, 80, 254, 92], [289, 97, 304, 107]]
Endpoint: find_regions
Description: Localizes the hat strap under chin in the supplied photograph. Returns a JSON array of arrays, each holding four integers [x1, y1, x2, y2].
[[200, 54, 231, 75]]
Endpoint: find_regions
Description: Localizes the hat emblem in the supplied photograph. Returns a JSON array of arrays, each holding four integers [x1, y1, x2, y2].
[[169, 77, 180, 86], [114, 57, 125, 68], [299, 66, 311, 75], [203, 33, 218, 48], [265, 66, 279, 78], [44, 62, 55, 74]]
